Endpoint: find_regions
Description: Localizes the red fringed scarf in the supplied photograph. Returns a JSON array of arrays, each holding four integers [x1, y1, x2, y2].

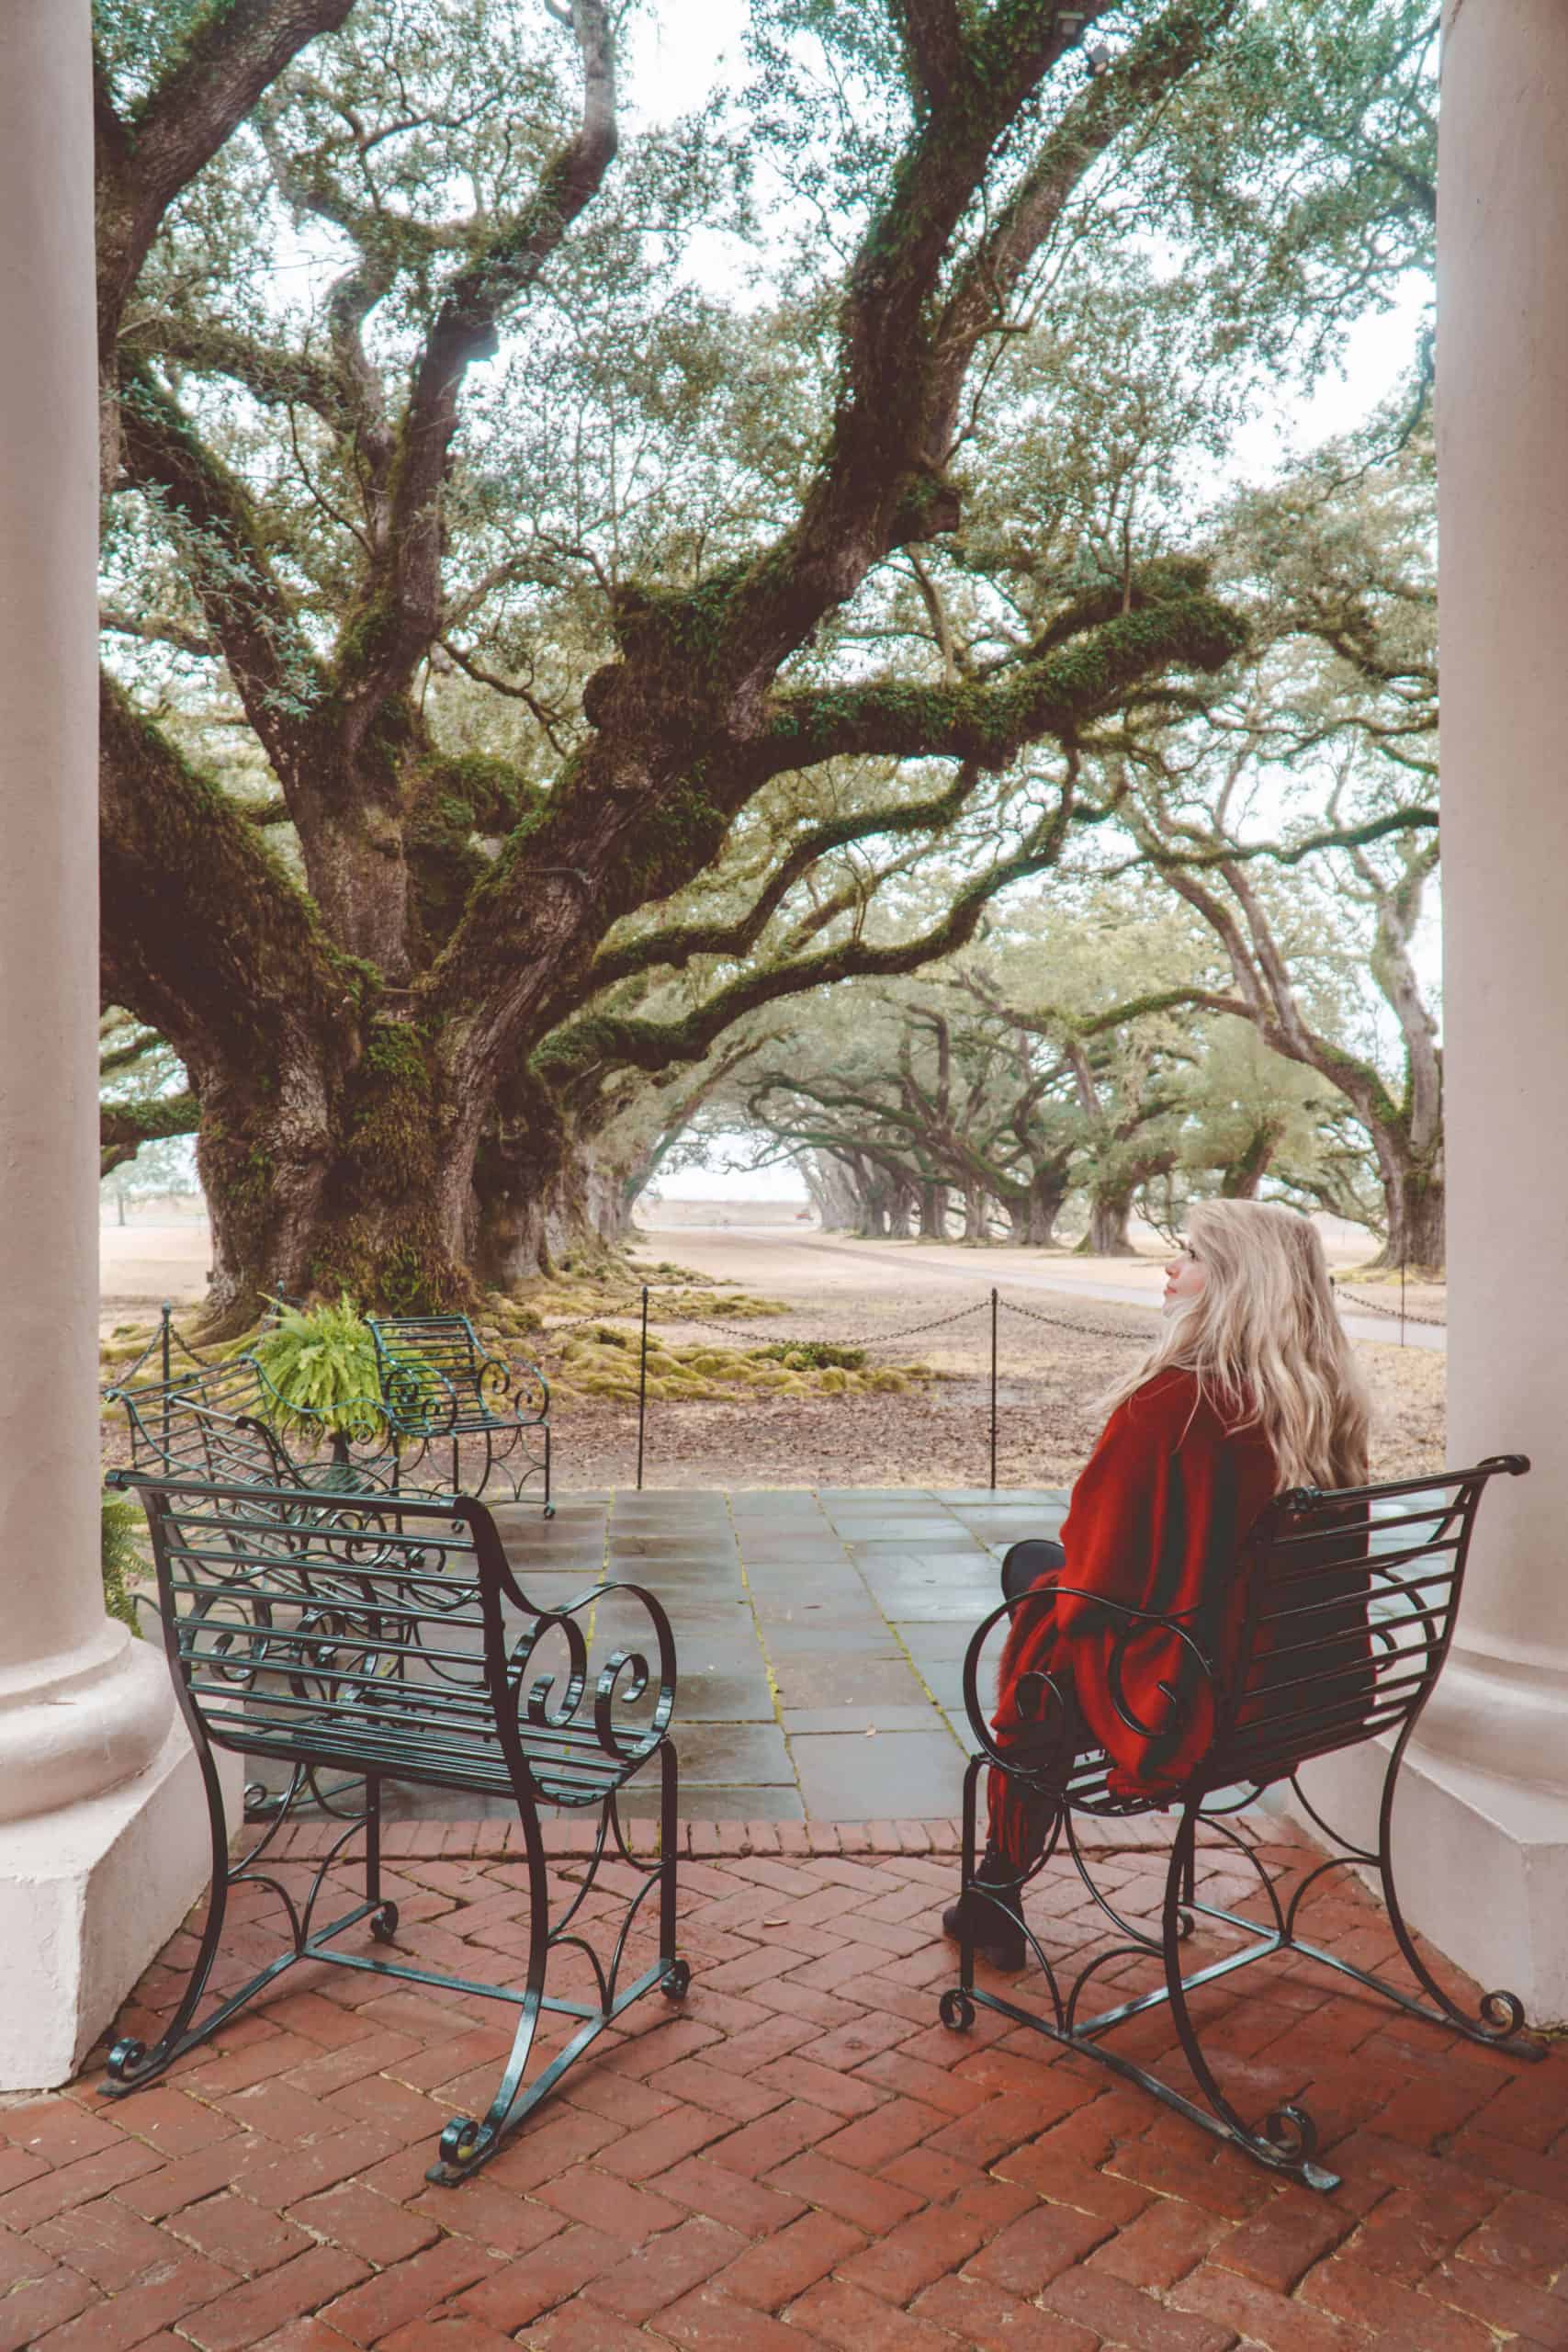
[[987, 1370, 1280, 1866]]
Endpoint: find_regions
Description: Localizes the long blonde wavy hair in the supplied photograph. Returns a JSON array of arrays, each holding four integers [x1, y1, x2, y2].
[[1103, 1200, 1371, 1491]]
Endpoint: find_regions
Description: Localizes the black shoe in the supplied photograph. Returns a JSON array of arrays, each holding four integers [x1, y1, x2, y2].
[[942, 1883, 1028, 1971]]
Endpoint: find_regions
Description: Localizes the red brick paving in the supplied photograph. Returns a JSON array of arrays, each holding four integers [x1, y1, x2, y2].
[[2, 1819, 1565, 2350]]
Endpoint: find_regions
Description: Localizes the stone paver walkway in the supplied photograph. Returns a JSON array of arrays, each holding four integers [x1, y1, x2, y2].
[[331, 1487, 1072, 1826], [5, 1815, 1565, 2352]]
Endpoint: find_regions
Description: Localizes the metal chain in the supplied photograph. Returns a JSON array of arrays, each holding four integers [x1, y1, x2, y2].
[[996, 1294, 1150, 1345], [608, 1295, 989, 1350], [535, 1286, 993, 1352], [1331, 1284, 1447, 1329], [102, 1309, 209, 1394]]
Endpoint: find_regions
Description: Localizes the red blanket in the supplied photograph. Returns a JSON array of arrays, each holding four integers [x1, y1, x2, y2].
[[988, 1370, 1280, 1862]]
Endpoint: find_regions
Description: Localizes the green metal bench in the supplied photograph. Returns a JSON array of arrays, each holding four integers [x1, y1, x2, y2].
[[107, 1351, 397, 1494], [367, 1313, 551, 1511], [103, 1471, 685, 2186], [942, 1455, 1545, 2193]]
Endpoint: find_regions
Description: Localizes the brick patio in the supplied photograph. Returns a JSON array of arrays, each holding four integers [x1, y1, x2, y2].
[[4, 1815, 1565, 2352]]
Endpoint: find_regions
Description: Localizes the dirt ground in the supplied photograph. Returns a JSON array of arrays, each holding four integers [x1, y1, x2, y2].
[[560, 1222, 1444, 1490], [97, 1208, 1446, 1492]]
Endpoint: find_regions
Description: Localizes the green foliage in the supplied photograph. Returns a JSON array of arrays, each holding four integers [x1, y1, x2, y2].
[[251, 1295, 382, 1434], [755, 1340, 867, 1371], [100, 1489, 145, 1636], [96, 0, 1441, 1298]]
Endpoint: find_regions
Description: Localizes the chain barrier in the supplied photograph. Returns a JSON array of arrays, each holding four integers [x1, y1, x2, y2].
[[103, 1301, 209, 1396], [537, 1287, 993, 1352], [104, 1272, 1444, 1509], [996, 1293, 1151, 1346], [1332, 1284, 1447, 1329]]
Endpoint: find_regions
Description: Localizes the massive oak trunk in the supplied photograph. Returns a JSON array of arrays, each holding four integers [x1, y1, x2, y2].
[[1371, 1152, 1446, 1278], [1079, 1187, 1136, 1257], [918, 1182, 948, 1240], [1027, 1165, 1068, 1248]]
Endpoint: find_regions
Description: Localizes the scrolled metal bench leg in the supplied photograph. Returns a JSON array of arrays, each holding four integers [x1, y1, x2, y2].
[[660, 1738, 689, 2001], [104, 1722, 236, 2097], [366, 1774, 398, 1943], [427, 1789, 551, 2187], [1366, 1724, 1545, 2058], [1157, 1808, 1340, 2193], [542, 1421, 554, 1519], [428, 1751, 686, 2188], [940, 1755, 984, 2031]]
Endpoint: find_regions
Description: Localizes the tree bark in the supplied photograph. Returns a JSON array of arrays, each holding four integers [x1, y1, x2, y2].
[[1025, 1163, 1069, 1247], [1371, 1156, 1445, 1277], [1081, 1189, 1136, 1256], [807, 1152, 861, 1231]]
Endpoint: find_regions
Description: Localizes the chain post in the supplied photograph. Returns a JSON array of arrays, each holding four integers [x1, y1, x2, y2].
[[636, 1285, 649, 1492], [989, 1287, 998, 1490], [1399, 1254, 1407, 1349]]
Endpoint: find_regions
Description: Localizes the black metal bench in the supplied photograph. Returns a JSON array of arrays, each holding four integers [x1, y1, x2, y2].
[[107, 1352, 397, 1494], [942, 1454, 1544, 2192], [102, 1472, 684, 2185], [367, 1313, 551, 1511]]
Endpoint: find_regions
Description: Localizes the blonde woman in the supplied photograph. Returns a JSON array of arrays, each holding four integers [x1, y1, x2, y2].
[[945, 1199, 1372, 1966]]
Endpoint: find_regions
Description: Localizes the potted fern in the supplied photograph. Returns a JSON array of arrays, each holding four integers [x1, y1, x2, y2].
[[250, 1294, 387, 1443]]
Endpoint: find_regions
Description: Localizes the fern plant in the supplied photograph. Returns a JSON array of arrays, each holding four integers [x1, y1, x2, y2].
[[101, 1489, 144, 1635], [251, 1294, 383, 1436]]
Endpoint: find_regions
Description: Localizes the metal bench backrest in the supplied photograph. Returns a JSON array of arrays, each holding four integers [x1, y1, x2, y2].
[[974, 1454, 1526, 1816], [130, 1474, 669, 1810], [134, 1474, 511, 1791], [1209, 1455, 1524, 1792], [109, 1359, 291, 1485], [367, 1315, 478, 1429]]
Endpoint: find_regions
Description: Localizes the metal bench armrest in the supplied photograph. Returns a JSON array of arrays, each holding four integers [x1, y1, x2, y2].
[[492, 1558, 675, 1766], [475, 1351, 550, 1422]]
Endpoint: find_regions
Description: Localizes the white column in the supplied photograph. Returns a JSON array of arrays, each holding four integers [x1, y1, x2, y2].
[[0, 0, 221, 2088], [1282, 0, 1568, 2023]]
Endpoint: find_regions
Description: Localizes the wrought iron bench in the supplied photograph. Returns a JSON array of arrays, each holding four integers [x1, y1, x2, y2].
[[941, 1454, 1544, 2193], [367, 1313, 551, 1510], [107, 1351, 397, 1494], [102, 1472, 684, 2185]]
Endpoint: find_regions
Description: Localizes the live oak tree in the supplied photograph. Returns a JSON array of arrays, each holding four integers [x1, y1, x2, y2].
[[96, 0, 1427, 1325], [728, 887, 1326, 1251], [1095, 414, 1443, 1270]]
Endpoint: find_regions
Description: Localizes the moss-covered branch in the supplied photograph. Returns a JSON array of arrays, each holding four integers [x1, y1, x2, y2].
[[118, 366, 333, 789], [759, 581, 1247, 775], [101, 1091, 200, 1176], [341, 0, 617, 711], [98, 671, 354, 1073], [536, 788, 1080, 1097], [586, 762, 984, 991], [96, 0, 357, 364]]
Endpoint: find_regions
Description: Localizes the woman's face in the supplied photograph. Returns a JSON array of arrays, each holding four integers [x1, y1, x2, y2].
[[1164, 1241, 1208, 1313]]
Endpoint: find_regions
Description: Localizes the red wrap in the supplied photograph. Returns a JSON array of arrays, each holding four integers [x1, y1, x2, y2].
[[987, 1370, 1279, 1864]]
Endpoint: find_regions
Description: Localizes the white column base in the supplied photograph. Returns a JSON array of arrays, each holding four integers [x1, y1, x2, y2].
[[1266, 1737, 1568, 2029], [0, 1718, 240, 2090]]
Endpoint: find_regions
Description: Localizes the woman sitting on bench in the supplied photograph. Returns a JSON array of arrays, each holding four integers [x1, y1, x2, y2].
[[946, 1199, 1373, 1968]]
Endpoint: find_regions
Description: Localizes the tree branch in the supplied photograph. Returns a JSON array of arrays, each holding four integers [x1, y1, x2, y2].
[[117, 367, 332, 797], [758, 577, 1247, 775], [97, 0, 357, 360], [585, 763, 985, 992], [537, 791, 1080, 1098], [339, 0, 618, 716], [98, 671, 351, 1081]]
